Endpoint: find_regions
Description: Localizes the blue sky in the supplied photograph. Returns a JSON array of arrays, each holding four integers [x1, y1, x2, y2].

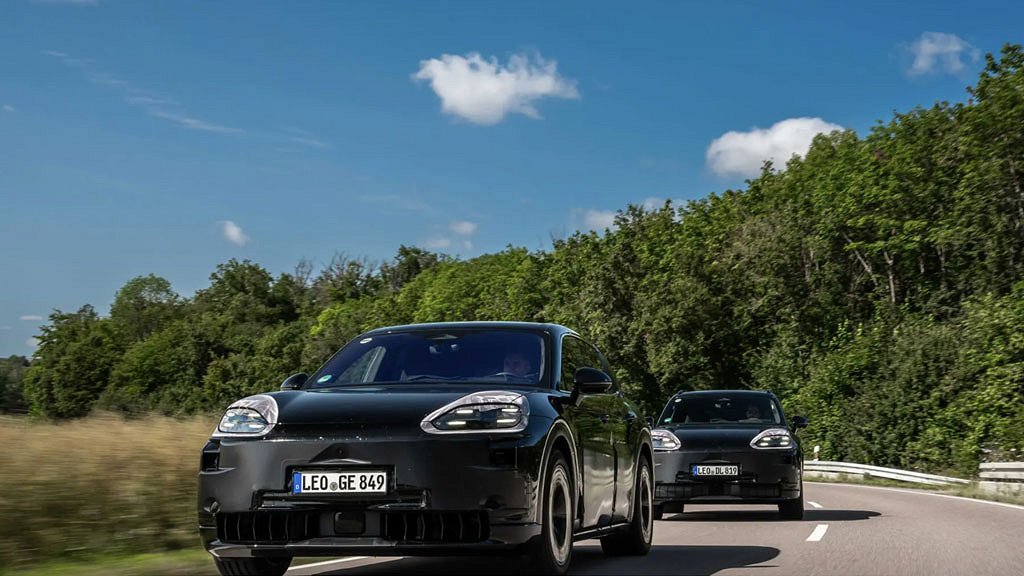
[[2, 0, 1022, 355]]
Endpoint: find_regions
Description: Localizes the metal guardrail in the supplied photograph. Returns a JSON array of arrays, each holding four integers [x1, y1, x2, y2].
[[804, 460, 970, 486], [978, 462, 1024, 482]]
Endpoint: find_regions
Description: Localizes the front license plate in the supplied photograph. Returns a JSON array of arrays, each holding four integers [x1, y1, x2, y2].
[[292, 470, 388, 494], [692, 464, 739, 477]]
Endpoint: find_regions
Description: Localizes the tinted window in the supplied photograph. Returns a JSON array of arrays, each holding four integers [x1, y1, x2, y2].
[[560, 335, 609, 391], [309, 330, 546, 388], [660, 394, 782, 426]]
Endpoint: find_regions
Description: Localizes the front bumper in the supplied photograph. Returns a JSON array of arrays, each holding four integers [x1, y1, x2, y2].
[[198, 420, 551, 556], [653, 449, 802, 505]]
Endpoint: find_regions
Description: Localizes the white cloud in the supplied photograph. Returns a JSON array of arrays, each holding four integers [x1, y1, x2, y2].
[[44, 50, 241, 134], [20, 315, 43, 321], [26, 337, 39, 349], [2, 105, 13, 113], [413, 52, 579, 125], [148, 109, 240, 134], [219, 221, 249, 246], [34, 0, 99, 5], [424, 237, 452, 249], [706, 117, 843, 178], [282, 127, 330, 149], [907, 32, 980, 76], [450, 221, 478, 236], [582, 209, 618, 231]]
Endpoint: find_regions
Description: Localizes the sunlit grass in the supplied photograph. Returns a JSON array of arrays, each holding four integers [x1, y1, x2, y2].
[[0, 414, 216, 570]]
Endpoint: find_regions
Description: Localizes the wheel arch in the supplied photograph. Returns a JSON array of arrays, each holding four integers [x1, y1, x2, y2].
[[538, 419, 581, 523]]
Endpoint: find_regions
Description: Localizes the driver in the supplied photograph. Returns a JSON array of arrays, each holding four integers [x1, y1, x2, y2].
[[503, 351, 533, 377], [742, 404, 762, 422]]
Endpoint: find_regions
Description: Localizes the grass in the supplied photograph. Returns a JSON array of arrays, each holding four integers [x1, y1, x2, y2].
[[0, 550, 217, 576], [0, 413, 217, 571]]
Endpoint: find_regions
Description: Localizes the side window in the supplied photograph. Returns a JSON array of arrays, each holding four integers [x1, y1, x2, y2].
[[560, 336, 612, 391], [559, 336, 584, 391], [593, 347, 618, 392]]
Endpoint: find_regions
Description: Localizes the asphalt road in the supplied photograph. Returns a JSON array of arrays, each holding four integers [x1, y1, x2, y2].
[[282, 482, 1024, 576]]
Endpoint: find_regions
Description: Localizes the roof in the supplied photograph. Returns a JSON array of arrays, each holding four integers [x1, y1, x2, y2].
[[363, 321, 576, 336], [675, 389, 776, 398]]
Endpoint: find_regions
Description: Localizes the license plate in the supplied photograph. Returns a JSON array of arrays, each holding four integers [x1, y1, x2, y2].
[[692, 464, 739, 477], [292, 470, 388, 494]]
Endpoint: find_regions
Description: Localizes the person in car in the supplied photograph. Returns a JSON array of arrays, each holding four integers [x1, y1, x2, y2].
[[503, 350, 533, 376]]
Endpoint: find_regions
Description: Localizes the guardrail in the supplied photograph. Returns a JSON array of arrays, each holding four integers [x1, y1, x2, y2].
[[804, 460, 970, 486], [978, 462, 1024, 496]]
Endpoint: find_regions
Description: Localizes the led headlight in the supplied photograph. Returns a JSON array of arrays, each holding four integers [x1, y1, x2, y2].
[[421, 391, 529, 434], [651, 428, 682, 451], [750, 428, 794, 449], [213, 394, 279, 437]]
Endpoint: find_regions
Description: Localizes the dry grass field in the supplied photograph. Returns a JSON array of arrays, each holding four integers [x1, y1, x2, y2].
[[0, 414, 216, 570]]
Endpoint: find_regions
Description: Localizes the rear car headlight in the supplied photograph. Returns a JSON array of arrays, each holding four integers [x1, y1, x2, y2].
[[421, 391, 529, 434], [651, 428, 682, 451], [213, 394, 279, 437], [750, 428, 794, 449]]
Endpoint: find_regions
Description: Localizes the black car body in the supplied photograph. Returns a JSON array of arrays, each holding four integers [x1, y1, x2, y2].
[[198, 322, 654, 575], [650, 390, 807, 520]]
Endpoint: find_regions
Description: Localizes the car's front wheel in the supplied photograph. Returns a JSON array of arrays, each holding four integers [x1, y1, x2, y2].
[[779, 481, 804, 520], [214, 557, 291, 576], [600, 455, 654, 556], [528, 451, 575, 575]]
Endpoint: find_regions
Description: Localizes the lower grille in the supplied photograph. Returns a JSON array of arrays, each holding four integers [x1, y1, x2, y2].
[[216, 511, 320, 544], [381, 510, 489, 543], [657, 483, 781, 499]]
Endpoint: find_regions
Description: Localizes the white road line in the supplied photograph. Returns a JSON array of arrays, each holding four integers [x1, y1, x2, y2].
[[288, 557, 375, 573], [808, 501, 823, 509], [806, 523, 829, 542], [812, 482, 1024, 512]]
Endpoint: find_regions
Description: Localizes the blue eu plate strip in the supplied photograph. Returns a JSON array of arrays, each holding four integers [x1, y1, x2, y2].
[[292, 472, 302, 494]]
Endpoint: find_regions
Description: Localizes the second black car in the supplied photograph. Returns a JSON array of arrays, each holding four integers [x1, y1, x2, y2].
[[650, 389, 807, 520]]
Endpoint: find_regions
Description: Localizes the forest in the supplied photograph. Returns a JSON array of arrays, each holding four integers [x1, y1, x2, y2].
[[14, 45, 1024, 477]]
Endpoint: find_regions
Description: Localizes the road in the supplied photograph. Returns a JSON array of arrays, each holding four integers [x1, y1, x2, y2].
[[282, 482, 1024, 575]]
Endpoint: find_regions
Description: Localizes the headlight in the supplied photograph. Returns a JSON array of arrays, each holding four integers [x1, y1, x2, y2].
[[750, 428, 794, 449], [651, 428, 682, 451], [213, 394, 279, 437], [421, 391, 529, 434]]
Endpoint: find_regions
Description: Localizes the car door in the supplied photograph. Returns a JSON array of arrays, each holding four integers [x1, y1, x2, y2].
[[560, 334, 616, 528], [591, 345, 636, 523]]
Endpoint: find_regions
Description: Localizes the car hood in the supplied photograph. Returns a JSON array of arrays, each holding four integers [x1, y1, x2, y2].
[[659, 425, 782, 450], [266, 384, 536, 427]]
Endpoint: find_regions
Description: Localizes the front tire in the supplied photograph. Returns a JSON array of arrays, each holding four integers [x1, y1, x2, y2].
[[528, 451, 575, 575], [600, 455, 654, 556], [779, 482, 804, 520], [214, 557, 291, 576]]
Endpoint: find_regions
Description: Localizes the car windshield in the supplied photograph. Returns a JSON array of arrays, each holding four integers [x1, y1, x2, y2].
[[308, 329, 547, 388], [659, 394, 782, 426]]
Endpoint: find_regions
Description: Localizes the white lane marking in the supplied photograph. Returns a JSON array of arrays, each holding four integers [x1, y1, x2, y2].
[[806, 523, 829, 542], [287, 556, 399, 574], [811, 482, 1024, 512], [808, 501, 823, 509]]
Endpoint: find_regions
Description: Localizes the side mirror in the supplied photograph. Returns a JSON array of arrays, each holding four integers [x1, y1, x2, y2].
[[645, 416, 654, 427], [280, 373, 308, 390], [791, 415, 809, 429], [573, 367, 614, 395]]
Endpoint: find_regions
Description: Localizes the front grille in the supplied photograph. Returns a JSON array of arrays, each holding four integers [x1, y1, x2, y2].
[[381, 510, 489, 543], [216, 511, 320, 544], [657, 483, 781, 499]]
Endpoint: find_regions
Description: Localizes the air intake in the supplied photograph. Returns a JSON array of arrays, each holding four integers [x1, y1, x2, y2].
[[216, 511, 319, 544], [381, 510, 489, 543]]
